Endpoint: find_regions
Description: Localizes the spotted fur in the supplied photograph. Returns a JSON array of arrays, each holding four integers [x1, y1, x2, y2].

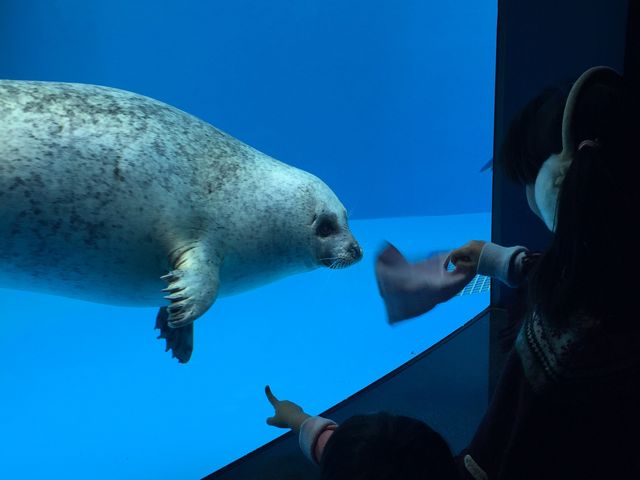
[[0, 80, 361, 360]]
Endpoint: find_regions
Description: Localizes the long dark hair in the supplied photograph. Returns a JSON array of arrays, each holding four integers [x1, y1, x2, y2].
[[496, 86, 569, 184], [528, 78, 639, 329]]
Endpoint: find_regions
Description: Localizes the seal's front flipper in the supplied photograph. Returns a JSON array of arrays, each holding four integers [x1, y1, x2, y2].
[[161, 242, 220, 329], [155, 307, 193, 363]]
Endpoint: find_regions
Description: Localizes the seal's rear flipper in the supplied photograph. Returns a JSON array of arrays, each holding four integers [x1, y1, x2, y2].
[[155, 307, 193, 363]]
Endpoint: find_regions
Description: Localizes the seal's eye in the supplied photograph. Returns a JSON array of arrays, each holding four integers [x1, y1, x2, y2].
[[316, 218, 337, 237]]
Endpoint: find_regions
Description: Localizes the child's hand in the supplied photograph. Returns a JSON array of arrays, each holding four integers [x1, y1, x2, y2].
[[448, 240, 486, 274], [375, 243, 476, 324], [265, 385, 310, 432]]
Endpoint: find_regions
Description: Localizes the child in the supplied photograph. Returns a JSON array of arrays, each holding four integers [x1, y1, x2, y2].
[[265, 386, 459, 480]]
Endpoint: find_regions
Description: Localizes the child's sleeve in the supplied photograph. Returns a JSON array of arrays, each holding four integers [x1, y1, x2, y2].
[[299, 416, 338, 464], [477, 243, 535, 287]]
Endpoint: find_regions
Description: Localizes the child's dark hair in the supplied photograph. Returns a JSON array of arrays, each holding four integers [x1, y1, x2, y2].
[[319, 412, 457, 480], [528, 77, 639, 329], [496, 86, 569, 185]]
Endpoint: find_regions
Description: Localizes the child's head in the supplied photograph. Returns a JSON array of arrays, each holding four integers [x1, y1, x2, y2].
[[319, 412, 457, 480], [495, 85, 570, 222], [496, 85, 568, 187]]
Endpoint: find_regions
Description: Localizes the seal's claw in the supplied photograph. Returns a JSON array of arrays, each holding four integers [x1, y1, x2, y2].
[[168, 317, 191, 328], [155, 307, 193, 363], [167, 308, 194, 327], [162, 285, 185, 294], [167, 303, 185, 314], [161, 269, 198, 326], [164, 292, 187, 301]]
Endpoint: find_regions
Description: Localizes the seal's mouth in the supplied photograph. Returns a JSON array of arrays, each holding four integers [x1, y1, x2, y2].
[[322, 258, 354, 269], [320, 243, 363, 269]]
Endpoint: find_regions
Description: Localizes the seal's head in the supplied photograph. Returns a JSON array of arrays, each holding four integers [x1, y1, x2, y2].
[[243, 164, 362, 279], [305, 179, 363, 270]]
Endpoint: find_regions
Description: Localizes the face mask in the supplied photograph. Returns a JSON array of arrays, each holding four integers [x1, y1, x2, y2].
[[532, 152, 572, 231]]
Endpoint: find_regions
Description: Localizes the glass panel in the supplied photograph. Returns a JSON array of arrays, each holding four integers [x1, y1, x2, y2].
[[206, 310, 491, 480], [0, 1, 496, 478]]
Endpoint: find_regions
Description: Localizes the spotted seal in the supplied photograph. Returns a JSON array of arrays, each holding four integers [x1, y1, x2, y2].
[[0, 80, 362, 362]]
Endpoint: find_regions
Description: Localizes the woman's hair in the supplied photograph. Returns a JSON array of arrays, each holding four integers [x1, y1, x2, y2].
[[319, 412, 457, 480], [496, 86, 569, 185], [526, 78, 639, 328]]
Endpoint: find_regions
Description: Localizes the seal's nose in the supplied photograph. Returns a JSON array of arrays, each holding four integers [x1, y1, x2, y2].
[[349, 242, 363, 261]]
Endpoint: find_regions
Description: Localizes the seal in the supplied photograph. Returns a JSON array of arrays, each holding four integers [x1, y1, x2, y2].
[[0, 80, 362, 362]]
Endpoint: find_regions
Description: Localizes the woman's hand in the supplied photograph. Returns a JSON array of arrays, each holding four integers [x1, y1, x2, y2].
[[265, 385, 310, 432], [375, 243, 477, 324], [448, 240, 486, 275]]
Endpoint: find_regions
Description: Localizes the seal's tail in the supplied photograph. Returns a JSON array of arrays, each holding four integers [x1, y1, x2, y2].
[[155, 307, 193, 363]]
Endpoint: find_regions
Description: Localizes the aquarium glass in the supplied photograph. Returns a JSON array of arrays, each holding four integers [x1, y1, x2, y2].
[[0, 1, 496, 478]]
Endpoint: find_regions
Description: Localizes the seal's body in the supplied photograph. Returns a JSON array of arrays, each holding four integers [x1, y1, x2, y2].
[[0, 80, 361, 361]]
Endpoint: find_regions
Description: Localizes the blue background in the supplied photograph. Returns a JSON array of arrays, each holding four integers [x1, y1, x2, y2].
[[0, 0, 494, 218], [0, 1, 496, 478]]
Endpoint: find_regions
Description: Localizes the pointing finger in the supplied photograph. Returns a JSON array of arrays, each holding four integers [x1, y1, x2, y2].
[[265, 385, 279, 406]]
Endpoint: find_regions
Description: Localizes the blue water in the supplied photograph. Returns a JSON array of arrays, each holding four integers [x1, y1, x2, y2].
[[0, 1, 496, 478]]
